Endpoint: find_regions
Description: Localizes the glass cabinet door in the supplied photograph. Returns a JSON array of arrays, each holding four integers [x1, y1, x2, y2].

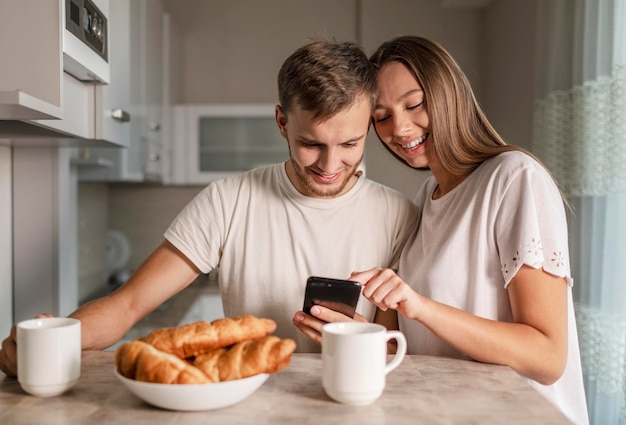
[[183, 104, 286, 184], [198, 115, 286, 172]]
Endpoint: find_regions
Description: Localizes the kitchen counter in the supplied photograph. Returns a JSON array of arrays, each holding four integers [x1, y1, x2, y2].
[[0, 351, 571, 424]]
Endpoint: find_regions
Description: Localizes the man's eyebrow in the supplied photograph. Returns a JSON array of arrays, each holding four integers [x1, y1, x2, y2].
[[299, 133, 366, 144]]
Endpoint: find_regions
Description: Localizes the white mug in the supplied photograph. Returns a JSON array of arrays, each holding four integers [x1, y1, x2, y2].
[[322, 322, 407, 405], [17, 317, 81, 397]]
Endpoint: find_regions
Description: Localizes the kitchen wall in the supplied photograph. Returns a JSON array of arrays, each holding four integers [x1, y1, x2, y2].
[[78, 182, 202, 302], [482, 0, 537, 150], [107, 184, 203, 272], [78, 0, 540, 300], [77, 183, 109, 302], [360, 0, 486, 199]]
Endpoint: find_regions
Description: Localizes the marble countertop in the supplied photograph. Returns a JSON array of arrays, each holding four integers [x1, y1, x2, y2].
[[0, 351, 571, 424]]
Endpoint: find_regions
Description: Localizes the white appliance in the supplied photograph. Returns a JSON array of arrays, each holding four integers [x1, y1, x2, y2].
[[63, 0, 110, 84]]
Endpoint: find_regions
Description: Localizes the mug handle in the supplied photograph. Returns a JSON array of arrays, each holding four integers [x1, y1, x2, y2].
[[384, 330, 407, 375]]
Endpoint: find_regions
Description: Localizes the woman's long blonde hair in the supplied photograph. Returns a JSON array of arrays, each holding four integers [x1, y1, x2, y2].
[[370, 35, 534, 173], [369, 35, 568, 206]]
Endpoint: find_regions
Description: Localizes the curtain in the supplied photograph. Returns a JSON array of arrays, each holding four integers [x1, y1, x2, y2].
[[532, 1, 626, 424]]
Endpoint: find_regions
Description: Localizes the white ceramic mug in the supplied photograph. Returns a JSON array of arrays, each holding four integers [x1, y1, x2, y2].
[[17, 317, 81, 397], [322, 322, 407, 405]]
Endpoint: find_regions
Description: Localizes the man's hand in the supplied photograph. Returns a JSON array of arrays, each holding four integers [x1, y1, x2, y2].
[[0, 324, 18, 377], [292, 306, 367, 346], [0, 313, 53, 378]]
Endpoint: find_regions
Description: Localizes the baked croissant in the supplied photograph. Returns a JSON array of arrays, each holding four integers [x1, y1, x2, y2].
[[193, 335, 296, 382], [139, 315, 277, 358], [116, 340, 211, 384]]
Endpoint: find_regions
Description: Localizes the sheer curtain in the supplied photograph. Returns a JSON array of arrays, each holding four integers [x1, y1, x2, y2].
[[532, 1, 626, 424]]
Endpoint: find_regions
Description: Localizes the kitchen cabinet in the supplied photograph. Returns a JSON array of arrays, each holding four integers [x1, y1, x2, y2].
[[0, 0, 119, 146], [0, 0, 64, 121], [12, 146, 79, 323], [78, 0, 171, 182], [0, 146, 12, 337], [31, 72, 97, 140], [169, 104, 284, 185], [141, 0, 166, 181]]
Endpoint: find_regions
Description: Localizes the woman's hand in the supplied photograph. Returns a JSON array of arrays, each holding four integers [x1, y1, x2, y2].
[[350, 268, 422, 321], [292, 307, 367, 346]]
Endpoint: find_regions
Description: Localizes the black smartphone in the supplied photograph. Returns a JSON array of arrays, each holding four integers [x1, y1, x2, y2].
[[302, 276, 362, 318]]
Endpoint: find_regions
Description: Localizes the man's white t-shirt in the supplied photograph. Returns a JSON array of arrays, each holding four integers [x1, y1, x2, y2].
[[164, 163, 419, 353], [398, 151, 588, 425]]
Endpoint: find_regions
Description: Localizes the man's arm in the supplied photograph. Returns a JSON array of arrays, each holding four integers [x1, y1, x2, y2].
[[72, 240, 201, 350], [1, 240, 201, 377]]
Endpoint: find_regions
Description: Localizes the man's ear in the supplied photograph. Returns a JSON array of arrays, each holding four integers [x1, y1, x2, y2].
[[275, 104, 288, 138]]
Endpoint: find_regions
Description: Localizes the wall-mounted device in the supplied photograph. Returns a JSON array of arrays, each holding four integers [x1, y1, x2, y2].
[[63, 0, 110, 84]]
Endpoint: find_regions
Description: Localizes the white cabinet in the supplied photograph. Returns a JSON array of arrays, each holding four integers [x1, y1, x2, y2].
[[0, 0, 64, 121], [0, 0, 118, 145], [78, 0, 170, 182], [141, 0, 166, 181], [169, 104, 284, 185], [77, 0, 141, 181], [0, 146, 12, 338], [97, 0, 134, 150], [31, 72, 98, 140]]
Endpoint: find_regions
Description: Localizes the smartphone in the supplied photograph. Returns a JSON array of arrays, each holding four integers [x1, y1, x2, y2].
[[302, 276, 362, 318]]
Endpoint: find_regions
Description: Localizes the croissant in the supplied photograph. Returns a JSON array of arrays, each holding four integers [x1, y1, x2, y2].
[[115, 340, 212, 384], [193, 335, 296, 382], [139, 315, 277, 358]]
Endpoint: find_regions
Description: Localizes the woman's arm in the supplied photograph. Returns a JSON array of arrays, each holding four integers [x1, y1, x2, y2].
[[352, 265, 568, 385]]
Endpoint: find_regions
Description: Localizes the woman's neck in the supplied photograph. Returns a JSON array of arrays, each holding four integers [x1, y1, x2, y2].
[[429, 163, 470, 200]]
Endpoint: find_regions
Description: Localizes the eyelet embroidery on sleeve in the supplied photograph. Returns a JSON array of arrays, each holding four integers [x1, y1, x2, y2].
[[501, 237, 544, 276], [502, 250, 520, 276], [526, 237, 543, 258], [551, 251, 565, 268], [501, 236, 570, 282]]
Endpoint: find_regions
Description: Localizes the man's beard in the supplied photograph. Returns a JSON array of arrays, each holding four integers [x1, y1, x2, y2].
[[290, 157, 361, 198]]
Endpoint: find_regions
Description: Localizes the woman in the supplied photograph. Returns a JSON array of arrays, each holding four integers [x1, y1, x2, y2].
[[349, 35, 588, 424]]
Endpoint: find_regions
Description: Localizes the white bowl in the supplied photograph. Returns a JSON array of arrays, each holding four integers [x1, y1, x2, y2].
[[114, 369, 269, 411]]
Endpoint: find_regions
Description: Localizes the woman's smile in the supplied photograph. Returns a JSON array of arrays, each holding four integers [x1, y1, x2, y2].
[[399, 133, 429, 150]]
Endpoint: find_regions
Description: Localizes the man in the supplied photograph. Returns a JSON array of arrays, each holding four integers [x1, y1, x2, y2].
[[0, 40, 418, 376]]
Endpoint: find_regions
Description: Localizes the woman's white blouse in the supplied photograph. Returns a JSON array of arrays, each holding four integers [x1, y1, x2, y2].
[[398, 151, 588, 425]]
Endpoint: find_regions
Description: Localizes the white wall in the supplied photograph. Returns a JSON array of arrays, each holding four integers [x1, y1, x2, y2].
[[77, 183, 110, 302]]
